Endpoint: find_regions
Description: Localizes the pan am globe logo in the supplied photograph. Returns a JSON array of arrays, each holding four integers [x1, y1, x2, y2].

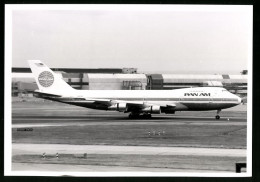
[[38, 71, 54, 87]]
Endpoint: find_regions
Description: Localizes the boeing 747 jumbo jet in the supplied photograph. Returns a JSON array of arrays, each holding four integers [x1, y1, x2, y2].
[[28, 60, 242, 119]]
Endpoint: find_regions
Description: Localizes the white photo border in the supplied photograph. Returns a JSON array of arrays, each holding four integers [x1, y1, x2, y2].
[[4, 4, 253, 177]]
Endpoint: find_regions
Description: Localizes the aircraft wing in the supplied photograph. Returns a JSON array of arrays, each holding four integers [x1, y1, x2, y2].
[[85, 99, 145, 107], [35, 91, 176, 112], [84, 98, 117, 106], [84, 98, 176, 113]]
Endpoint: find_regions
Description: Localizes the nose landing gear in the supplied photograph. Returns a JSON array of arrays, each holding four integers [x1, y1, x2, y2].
[[215, 109, 221, 120]]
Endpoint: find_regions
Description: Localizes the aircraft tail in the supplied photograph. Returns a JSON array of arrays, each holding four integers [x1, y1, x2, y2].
[[28, 60, 75, 94]]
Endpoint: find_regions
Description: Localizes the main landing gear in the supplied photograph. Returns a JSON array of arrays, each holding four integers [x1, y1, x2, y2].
[[215, 109, 221, 120], [128, 113, 139, 119], [128, 113, 152, 119], [143, 113, 152, 119]]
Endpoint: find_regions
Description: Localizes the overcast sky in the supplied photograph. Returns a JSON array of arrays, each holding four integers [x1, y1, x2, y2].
[[11, 5, 252, 74]]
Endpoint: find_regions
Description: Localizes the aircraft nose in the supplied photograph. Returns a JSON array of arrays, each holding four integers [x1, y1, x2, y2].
[[237, 96, 242, 104]]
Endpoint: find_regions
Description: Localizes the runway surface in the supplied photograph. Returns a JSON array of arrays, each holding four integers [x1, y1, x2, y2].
[[13, 143, 246, 157], [12, 116, 246, 128], [12, 142, 247, 173], [10, 101, 248, 174], [12, 163, 233, 173], [12, 104, 247, 128]]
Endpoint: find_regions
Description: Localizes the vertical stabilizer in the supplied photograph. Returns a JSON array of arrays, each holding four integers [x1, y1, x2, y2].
[[28, 60, 75, 94]]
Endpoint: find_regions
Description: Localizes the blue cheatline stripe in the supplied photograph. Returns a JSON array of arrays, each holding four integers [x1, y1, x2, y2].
[[57, 97, 239, 102]]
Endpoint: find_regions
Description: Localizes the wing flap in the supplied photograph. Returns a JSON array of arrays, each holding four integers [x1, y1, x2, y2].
[[166, 104, 176, 108], [84, 98, 116, 106]]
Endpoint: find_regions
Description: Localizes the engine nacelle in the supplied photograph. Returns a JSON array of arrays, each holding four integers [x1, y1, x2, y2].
[[117, 103, 127, 112], [141, 105, 161, 114], [108, 103, 127, 112], [162, 104, 176, 114]]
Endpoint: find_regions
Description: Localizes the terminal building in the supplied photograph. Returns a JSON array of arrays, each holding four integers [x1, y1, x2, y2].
[[11, 67, 248, 97], [146, 74, 247, 95]]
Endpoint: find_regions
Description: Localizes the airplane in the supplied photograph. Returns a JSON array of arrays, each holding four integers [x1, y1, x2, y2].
[[28, 60, 242, 119]]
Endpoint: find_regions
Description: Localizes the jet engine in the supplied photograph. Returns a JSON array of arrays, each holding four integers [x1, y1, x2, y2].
[[141, 105, 161, 114], [158, 104, 177, 114], [108, 103, 127, 112]]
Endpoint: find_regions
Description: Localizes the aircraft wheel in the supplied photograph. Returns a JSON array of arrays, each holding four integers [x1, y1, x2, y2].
[[215, 115, 220, 120], [128, 113, 133, 119], [143, 113, 152, 119], [128, 113, 139, 119]]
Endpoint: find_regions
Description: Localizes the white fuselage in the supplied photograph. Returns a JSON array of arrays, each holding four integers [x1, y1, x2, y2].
[[28, 60, 242, 117], [43, 87, 241, 112]]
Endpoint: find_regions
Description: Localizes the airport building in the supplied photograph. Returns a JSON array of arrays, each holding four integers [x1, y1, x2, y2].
[[11, 67, 145, 96], [60, 73, 147, 90], [11, 67, 248, 97], [147, 74, 247, 95]]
